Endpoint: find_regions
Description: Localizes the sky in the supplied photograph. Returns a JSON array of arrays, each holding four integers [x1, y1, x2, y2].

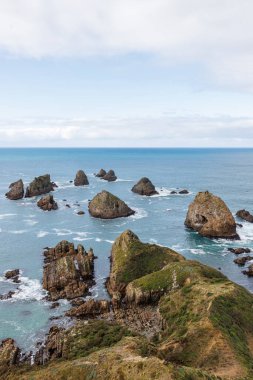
[[0, 0, 253, 147]]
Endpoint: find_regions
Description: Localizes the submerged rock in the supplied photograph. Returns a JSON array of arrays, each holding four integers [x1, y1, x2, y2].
[[43, 241, 95, 301], [37, 194, 58, 211], [102, 169, 117, 182], [0, 291, 15, 300], [228, 247, 251, 254], [25, 174, 54, 197], [131, 177, 158, 196], [178, 189, 189, 194], [88, 190, 135, 219], [95, 168, 106, 177], [74, 170, 89, 186], [236, 209, 253, 223], [185, 191, 239, 239], [5, 179, 24, 200], [77, 210, 85, 215], [66, 299, 110, 318]]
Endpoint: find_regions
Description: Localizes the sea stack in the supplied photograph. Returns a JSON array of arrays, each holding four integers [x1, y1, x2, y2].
[[236, 209, 253, 223], [102, 170, 117, 182], [88, 190, 135, 219], [74, 170, 89, 186], [185, 191, 239, 239], [95, 169, 106, 178], [37, 194, 58, 211], [25, 174, 54, 197], [131, 177, 158, 196], [5, 179, 24, 200]]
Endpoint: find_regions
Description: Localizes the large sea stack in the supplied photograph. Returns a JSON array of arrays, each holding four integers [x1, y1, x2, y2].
[[185, 191, 239, 239], [88, 190, 135, 219], [25, 174, 54, 197], [131, 177, 158, 196], [74, 170, 89, 186], [43, 241, 95, 301], [5, 179, 24, 200]]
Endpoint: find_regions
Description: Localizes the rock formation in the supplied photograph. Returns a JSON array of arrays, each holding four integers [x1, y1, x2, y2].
[[74, 170, 89, 186], [234, 256, 253, 266], [102, 169, 117, 182], [228, 247, 251, 254], [5, 269, 20, 283], [66, 299, 110, 318], [88, 191, 135, 219], [25, 174, 54, 197], [236, 209, 253, 223], [178, 189, 189, 194], [0, 338, 20, 375], [185, 191, 239, 239], [131, 177, 158, 196], [43, 241, 95, 301], [5, 179, 24, 200], [95, 168, 106, 177], [37, 194, 58, 211], [242, 264, 253, 276]]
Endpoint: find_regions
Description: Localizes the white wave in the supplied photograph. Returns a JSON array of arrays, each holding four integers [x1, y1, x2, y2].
[[237, 222, 253, 242], [73, 237, 93, 242], [130, 207, 148, 220], [115, 178, 134, 182], [0, 213, 17, 220], [151, 187, 193, 197], [52, 228, 73, 236], [188, 248, 206, 255], [149, 238, 158, 243], [37, 231, 50, 238], [12, 276, 46, 301], [105, 239, 114, 244], [95, 238, 102, 242], [23, 219, 38, 226], [9, 230, 28, 234]]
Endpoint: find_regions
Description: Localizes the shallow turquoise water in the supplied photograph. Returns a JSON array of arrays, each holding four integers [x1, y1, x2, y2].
[[1, 148, 253, 351]]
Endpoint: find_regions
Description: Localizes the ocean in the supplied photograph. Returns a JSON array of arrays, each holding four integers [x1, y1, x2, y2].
[[1, 147, 253, 351]]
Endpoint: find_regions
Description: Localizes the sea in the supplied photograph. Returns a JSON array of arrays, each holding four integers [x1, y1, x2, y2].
[[1, 147, 253, 352]]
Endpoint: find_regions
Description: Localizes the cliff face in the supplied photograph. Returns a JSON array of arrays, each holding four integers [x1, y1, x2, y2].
[[185, 191, 239, 239]]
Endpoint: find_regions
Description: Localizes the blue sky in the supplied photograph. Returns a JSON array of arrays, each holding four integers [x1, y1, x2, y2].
[[0, 0, 253, 147]]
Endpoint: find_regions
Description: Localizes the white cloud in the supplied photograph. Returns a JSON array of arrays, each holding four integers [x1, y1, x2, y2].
[[0, 1, 252, 87], [0, 114, 253, 147]]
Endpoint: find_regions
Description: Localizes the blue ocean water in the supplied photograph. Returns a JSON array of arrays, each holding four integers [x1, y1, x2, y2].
[[1, 147, 253, 351]]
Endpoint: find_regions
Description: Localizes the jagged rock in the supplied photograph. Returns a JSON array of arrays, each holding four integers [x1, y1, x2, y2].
[[43, 241, 95, 301], [0, 338, 20, 370], [77, 211, 85, 215], [95, 168, 106, 177], [66, 299, 110, 318], [228, 247, 251, 254], [50, 302, 60, 309], [37, 194, 58, 211], [5, 179, 24, 200], [131, 177, 158, 196], [88, 191, 135, 219], [0, 291, 15, 300], [178, 189, 189, 194], [70, 298, 85, 307], [234, 256, 253, 266], [25, 174, 54, 197], [74, 170, 89, 186], [185, 191, 239, 239], [236, 209, 253, 223], [102, 169, 117, 182], [107, 230, 184, 304], [243, 264, 253, 276], [5, 269, 20, 282], [34, 326, 65, 365]]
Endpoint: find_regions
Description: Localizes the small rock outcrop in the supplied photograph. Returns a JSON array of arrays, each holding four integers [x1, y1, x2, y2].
[[88, 191, 135, 219], [77, 211, 85, 215], [25, 174, 54, 197], [95, 169, 106, 178], [0, 338, 20, 372], [43, 241, 95, 301], [178, 189, 189, 194], [131, 177, 158, 196], [37, 194, 58, 211], [5, 269, 20, 283], [185, 191, 239, 239], [236, 209, 253, 223], [66, 299, 110, 318], [5, 179, 24, 200], [74, 170, 89, 186], [234, 256, 253, 266], [243, 264, 253, 276], [102, 170, 117, 182], [228, 247, 251, 254]]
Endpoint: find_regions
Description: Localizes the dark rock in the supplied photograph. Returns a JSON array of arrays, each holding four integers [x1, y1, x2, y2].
[[74, 170, 89, 186], [95, 168, 107, 178], [69, 180, 73, 183], [5, 179, 24, 200], [236, 223, 243, 228], [70, 298, 85, 307], [234, 256, 253, 266], [37, 194, 58, 211], [50, 302, 60, 309], [49, 316, 61, 321], [65, 204, 71, 208], [228, 248, 251, 254], [63, 199, 67, 202], [102, 170, 117, 182], [0, 291, 15, 300], [43, 241, 95, 301], [77, 211, 85, 215], [66, 299, 110, 318], [170, 190, 177, 194], [5, 269, 20, 281], [185, 191, 239, 239], [51, 182, 58, 188], [88, 190, 135, 219], [236, 209, 253, 223], [242, 264, 253, 276], [25, 174, 54, 197], [131, 177, 158, 196], [178, 189, 189, 194]]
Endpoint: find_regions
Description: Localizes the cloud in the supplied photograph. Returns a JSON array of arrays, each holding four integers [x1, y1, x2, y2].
[[0, 1, 252, 88], [0, 114, 253, 147]]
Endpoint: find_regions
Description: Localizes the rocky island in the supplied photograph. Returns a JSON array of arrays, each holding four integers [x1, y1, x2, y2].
[[74, 170, 89, 186], [5, 179, 24, 200], [131, 177, 158, 196], [25, 174, 55, 197]]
